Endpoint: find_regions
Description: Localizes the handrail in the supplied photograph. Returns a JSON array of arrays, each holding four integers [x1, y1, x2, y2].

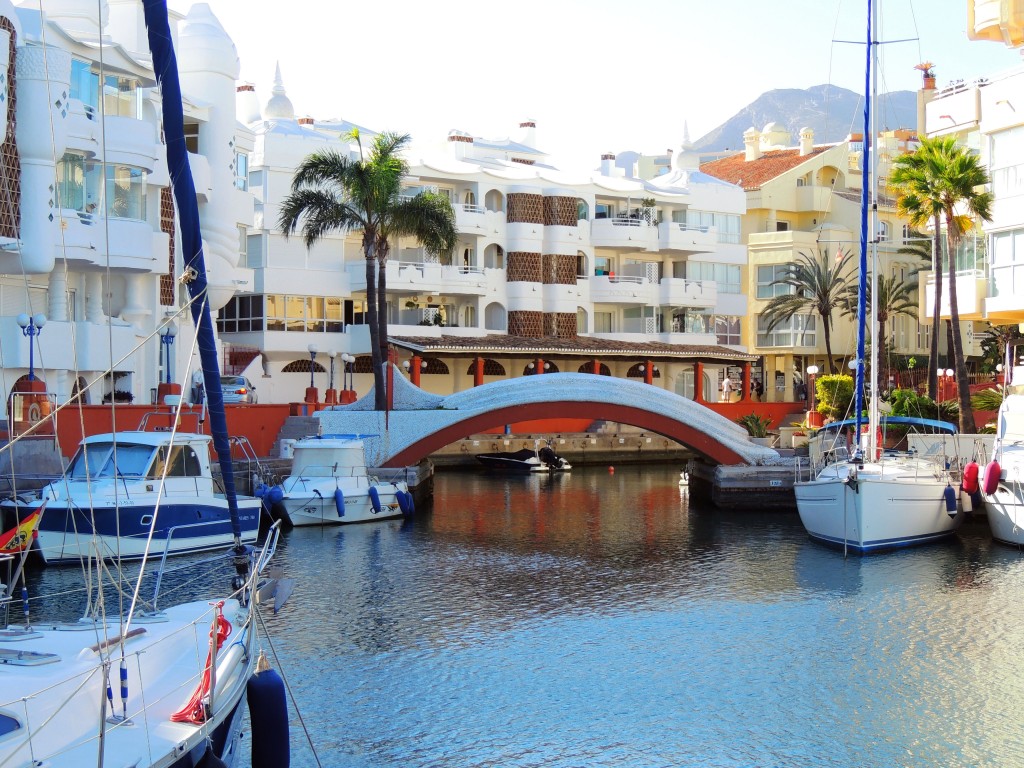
[[151, 520, 247, 608]]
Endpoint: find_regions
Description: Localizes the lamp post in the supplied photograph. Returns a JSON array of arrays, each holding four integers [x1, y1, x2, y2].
[[340, 353, 355, 403], [806, 364, 821, 427], [159, 324, 177, 384], [942, 367, 955, 401], [306, 343, 319, 405], [16, 313, 46, 381]]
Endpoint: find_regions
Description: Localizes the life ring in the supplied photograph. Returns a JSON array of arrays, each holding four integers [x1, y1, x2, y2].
[[27, 403, 41, 423]]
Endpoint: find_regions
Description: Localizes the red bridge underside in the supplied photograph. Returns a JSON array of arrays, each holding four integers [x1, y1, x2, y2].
[[382, 401, 746, 467]]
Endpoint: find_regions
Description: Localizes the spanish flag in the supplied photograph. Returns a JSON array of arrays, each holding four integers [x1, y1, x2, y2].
[[0, 508, 42, 553]]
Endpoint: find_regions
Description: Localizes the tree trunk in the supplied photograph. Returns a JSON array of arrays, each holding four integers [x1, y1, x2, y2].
[[928, 214, 942, 401], [945, 226, 976, 433], [364, 239, 385, 411], [822, 317, 837, 374], [376, 252, 390, 411]]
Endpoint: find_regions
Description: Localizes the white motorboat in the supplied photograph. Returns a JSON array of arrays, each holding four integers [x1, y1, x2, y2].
[[981, 341, 1024, 546], [263, 434, 415, 526], [4, 410, 262, 565], [793, 0, 963, 554]]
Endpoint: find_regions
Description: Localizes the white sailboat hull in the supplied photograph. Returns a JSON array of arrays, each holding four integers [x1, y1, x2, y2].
[[795, 459, 962, 553], [984, 485, 1024, 545]]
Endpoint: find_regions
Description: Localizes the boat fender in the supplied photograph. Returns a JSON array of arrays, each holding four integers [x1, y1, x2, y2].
[[396, 489, 415, 516], [943, 485, 958, 515], [194, 745, 228, 768], [959, 489, 974, 514], [962, 462, 980, 494], [368, 485, 382, 514], [982, 461, 1001, 495], [334, 488, 346, 517], [971, 489, 984, 509], [267, 486, 285, 506], [247, 666, 290, 768]]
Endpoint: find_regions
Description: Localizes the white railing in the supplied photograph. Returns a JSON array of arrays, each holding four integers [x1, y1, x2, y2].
[[457, 203, 486, 215], [924, 268, 986, 284]]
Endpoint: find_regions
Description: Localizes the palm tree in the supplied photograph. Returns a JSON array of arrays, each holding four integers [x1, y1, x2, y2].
[[761, 249, 854, 374], [279, 131, 457, 410], [889, 136, 993, 433], [840, 273, 918, 388]]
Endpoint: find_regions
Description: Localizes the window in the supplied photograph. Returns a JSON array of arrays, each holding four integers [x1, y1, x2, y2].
[[246, 234, 264, 269], [106, 165, 147, 220], [184, 123, 199, 154], [876, 221, 889, 242], [776, 220, 790, 232], [102, 74, 141, 118], [991, 125, 1024, 200], [675, 210, 741, 243], [593, 312, 613, 333], [218, 294, 345, 334], [594, 256, 612, 276], [756, 264, 794, 299], [69, 59, 99, 113], [756, 314, 817, 347], [687, 262, 741, 294], [990, 228, 1024, 299], [714, 316, 741, 345], [595, 203, 614, 219], [577, 199, 589, 221], [235, 152, 249, 191]]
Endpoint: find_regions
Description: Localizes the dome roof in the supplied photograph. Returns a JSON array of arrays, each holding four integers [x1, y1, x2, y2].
[[263, 63, 295, 120]]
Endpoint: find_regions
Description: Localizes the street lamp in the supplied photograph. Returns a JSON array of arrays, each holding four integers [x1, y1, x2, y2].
[[328, 350, 337, 391], [16, 313, 46, 381], [307, 343, 318, 389], [159, 323, 177, 384], [341, 353, 355, 390], [806, 364, 820, 427]]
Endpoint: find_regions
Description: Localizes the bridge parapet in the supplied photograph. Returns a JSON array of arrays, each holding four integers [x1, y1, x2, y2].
[[317, 371, 780, 468]]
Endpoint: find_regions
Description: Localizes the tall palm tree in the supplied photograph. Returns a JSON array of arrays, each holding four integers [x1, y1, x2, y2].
[[279, 131, 457, 410], [761, 249, 854, 374], [889, 136, 993, 433], [840, 273, 918, 388]]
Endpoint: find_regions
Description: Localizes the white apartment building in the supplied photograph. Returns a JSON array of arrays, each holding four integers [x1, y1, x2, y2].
[[0, 0, 254, 410], [920, 1, 1024, 329], [224, 76, 755, 401]]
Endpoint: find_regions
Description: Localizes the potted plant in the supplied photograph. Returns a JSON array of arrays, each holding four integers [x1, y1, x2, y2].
[[736, 413, 774, 446], [915, 61, 936, 89]]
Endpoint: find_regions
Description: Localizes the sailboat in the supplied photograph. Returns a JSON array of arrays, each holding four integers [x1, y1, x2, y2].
[[981, 339, 1024, 545], [793, 0, 963, 554], [0, 2, 289, 765]]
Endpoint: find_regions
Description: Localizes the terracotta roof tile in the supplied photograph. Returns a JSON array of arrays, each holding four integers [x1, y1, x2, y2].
[[391, 334, 757, 362], [700, 147, 830, 190]]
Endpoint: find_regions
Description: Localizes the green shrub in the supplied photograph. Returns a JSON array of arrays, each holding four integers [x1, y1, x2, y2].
[[815, 374, 855, 420], [736, 413, 772, 438]]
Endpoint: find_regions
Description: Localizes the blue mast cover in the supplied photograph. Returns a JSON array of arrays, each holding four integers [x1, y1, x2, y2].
[[142, 1, 242, 541]]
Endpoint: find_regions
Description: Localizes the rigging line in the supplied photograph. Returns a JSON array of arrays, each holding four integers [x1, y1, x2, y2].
[[124, 307, 207, 633]]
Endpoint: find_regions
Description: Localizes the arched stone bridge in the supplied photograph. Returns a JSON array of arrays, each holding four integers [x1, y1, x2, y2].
[[316, 371, 778, 468]]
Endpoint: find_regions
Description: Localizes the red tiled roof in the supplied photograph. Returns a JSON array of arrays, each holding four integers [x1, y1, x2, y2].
[[390, 335, 757, 362], [700, 147, 830, 190]]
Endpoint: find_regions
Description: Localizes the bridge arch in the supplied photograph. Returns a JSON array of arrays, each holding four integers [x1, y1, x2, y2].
[[318, 372, 777, 468]]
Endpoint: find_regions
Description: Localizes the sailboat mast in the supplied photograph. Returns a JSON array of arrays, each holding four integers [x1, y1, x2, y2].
[[854, 0, 873, 451], [868, 0, 881, 457]]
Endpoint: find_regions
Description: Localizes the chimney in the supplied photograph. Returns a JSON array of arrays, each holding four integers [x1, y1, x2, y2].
[[600, 152, 616, 176], [236, 83, 261, 125], [448, 130, 474, 160], [743, 128, 761, 162], [519, 119, 537, 149], [298, 116, 314, 126], [799, 127, 814, 156]]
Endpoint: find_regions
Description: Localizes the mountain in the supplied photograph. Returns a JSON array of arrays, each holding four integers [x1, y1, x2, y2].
[[692, 84, 917, 155]]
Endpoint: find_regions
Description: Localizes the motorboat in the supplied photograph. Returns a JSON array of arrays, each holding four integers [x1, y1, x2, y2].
[[3, 410, 262, 565], [476, 443, 572, 473], [981, 341, 1024, 545], [793, 0, 963, 554], [261, 434, 414, 526]]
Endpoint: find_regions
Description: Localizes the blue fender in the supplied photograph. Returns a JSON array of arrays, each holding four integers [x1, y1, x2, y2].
[[396, 489, 415, 516], [334, 488, 346, 517], [943, 485, 958, 515], [368, 485, 382, 514], [247, 667, 290, 768]]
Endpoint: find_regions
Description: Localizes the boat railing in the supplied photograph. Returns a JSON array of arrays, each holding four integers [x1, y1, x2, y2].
[[293, 463, 366, 480]]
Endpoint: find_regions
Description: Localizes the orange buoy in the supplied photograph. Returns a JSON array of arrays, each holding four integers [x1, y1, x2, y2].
[[982, 460, 1001, 495], [608, 466, 615, 473], [962, 461, 980, 494]]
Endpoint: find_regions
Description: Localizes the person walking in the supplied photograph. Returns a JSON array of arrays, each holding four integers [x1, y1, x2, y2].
[[721, 374, 734, 402]]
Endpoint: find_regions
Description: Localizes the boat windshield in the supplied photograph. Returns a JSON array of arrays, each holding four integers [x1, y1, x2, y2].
[[67, 441, 156, 479]]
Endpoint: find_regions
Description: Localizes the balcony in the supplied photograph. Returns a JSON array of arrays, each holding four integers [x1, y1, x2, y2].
[[56, 214, 166, 273], [101, 116, 159, 171], [1, 317, 135, 376], [657, 222, 716, 254], [591, 217, 658, 251], [985, 263, 1024, 322], [920, 269, 988, 321], [65, 100, 99, 157], [589, 274, 656, 305], [347, 260, 492, 297], [659, 278, 717, 309]]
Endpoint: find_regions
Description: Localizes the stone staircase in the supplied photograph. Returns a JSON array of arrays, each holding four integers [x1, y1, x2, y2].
[[269, 415, 320, 459]]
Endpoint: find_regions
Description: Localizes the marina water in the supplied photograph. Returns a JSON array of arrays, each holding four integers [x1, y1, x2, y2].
[[28, 465, 1024, 766]]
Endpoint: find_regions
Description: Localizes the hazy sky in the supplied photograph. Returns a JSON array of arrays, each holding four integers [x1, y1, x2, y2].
[[170, 0, 1021, 170]]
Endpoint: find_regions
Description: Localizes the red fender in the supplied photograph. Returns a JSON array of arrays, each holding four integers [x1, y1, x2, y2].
[[962, 461, 980, 494], [982, 460, 1001, 496]]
